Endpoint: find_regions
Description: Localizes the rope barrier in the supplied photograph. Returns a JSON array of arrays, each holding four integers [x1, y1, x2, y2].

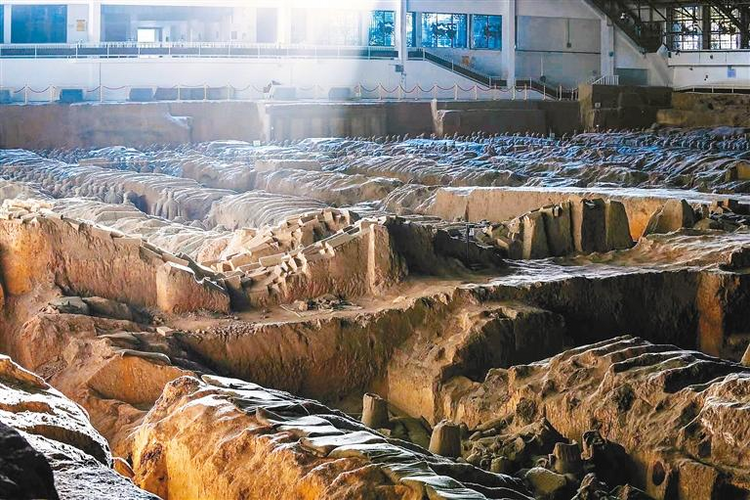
[[1, 82, 580, 102], [230, 84, 254, 92]]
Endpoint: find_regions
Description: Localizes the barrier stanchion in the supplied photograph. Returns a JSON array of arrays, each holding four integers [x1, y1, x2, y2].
[[177, 85, 181, 101], [433, 84, 437, 100], [378, 84, 383, 101], [524, 85, 529, 101], [50, 86, 55, 103], [397, 85, 403, 101], [453, 84, 458, 101], [100, 85, 104, 102], [512, 86, 516, 101], [473, 85, 478, 100], [203, 84, 208, 101], [24, 86, 28, 104]]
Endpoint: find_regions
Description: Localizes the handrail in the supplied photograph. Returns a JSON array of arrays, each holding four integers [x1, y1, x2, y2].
[[589, 75, 620, 85], [674, 85, 750, 95], [408, 47, 578, 100], [0, 42, 399, 60]]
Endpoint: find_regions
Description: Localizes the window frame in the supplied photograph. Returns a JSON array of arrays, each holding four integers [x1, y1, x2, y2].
[[708, 6, 741, 50], [669, 5, 703, 51], [368, 10, 396, 47], [470, 14, 502, 50], [421, 12, 468, 49]]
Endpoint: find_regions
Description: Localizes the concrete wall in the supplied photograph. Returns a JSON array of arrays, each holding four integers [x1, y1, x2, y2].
[[0, 56, 559, 103], [516, 15, 601, 88], [66, 4, 89, 43], [668, 51, 750, 89]]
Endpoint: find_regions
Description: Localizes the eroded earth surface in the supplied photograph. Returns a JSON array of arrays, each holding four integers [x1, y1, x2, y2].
[[0, 126, 749, 499]]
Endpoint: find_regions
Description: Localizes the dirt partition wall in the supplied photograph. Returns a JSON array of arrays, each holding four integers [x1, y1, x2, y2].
[[0, 101, 263, 149]]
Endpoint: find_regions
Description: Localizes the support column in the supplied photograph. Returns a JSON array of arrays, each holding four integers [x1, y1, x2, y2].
[[413, 11, 422, 48], [600, 17, 615, 78], [395, 0, 407, 65], [701, 6, 711, 50], [502, 0, 516, 87], [88, 1, 101, 43], [3, 4, 11, 44]]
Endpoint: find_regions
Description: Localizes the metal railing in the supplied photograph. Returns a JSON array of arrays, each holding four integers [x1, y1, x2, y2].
[[589, 75, 620, 86], [0, 42, 398, 60], [674, 84, 750, 94], [408, 48, 577, 100]]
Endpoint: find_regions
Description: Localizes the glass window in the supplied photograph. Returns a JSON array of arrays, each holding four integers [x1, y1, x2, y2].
[[421, 13, 468, 48], [670, 6, 702, 51], [471, 15, 501, 49], [369, 10, 395, 46], [709, 7, 741, 50], [315, 10, 361, 46], [291, 8, 307, 44], [406, 12, 415, 47], [137, 28, 159, 43], [11, 5, 68, 43]]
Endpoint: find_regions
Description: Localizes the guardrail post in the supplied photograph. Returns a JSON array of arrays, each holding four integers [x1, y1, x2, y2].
[[177, 85, 181, 101], [204, 84, 208, 101], [397, 85, 403, 101], [524, 85, 528, 101], [24, 86, 28, 105], [473, 85, 478, 100], [512, 86, 516, 101], [433, 84, 437, 100], [378, 84, 383, 101], [100, 85, 103, 102], [559, 85, 562, 101], [454, 84, 458, 101], [50, 86, 55, 103]]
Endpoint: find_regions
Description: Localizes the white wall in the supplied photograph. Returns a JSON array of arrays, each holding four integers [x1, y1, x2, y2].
[[0, 56, 537, 102], [66, 4, 90, 43], [668, 51, 750, 88]]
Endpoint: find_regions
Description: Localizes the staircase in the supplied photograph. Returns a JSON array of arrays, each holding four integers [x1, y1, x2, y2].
[[408, 48, 576, 100], [587, 0, 663, 52]]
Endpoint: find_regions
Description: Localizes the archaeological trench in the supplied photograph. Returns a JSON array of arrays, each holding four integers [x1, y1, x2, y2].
[[1, 105, 750, 500]]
